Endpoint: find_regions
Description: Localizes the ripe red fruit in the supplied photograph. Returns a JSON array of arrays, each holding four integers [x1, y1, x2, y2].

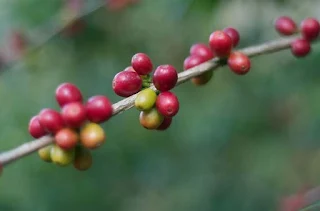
[[274, 16, 297, 36], [290, 38, 311, 57], [55, 83, 83, 107], [156, 91, 179, 117], [183, 55, 207, 70], [55, 128, 79, 150], [86, 95, 113, 123], [227, 52, 251, 75], [61, 102, 87, 128], [153, 65, 178, 92], [124, 66, 136, 72], [300, 17, 320, 41], [131, 53, 153, 75], [28, 115, 47, 138], [38, 109, 65, 134], [190, 43, 214, 61], [223, 27, 240, 47], [112, 70, 142, 97], [209, 30, 233, 58], [157, 117, 172, 131]]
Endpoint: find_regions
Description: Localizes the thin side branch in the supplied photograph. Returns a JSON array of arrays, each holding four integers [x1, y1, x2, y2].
[[0, 35, 312, 166]]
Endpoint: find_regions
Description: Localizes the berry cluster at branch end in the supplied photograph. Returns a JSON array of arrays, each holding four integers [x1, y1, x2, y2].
[[184, 26, 251, 78], [274, 16, 320, 57], [28, 82, 113, 171]]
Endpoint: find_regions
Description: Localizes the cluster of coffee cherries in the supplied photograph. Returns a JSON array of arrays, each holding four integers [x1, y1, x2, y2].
[[28, 83, 113, 170], [274, 16, 320, 57], [112, 53, 179, 130], [183, 27, 251, 82]]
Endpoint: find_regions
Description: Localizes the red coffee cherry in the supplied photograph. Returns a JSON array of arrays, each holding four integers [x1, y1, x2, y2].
[[300, 17, 320, 41], [131, 53, 153, 75], [28, 115, 47, 138], [291, 38, 311, 57], [190, 43, 214, 61], [153, 65, 178, 92], [86, 95, 113, 123], [156, 91, 179, 117], [38, 108, 65, 134], [55, 83, 83, 107], [274, 16, 297, 36], [209, 30, 233, 58], [184, 55, 213, 85], [73, 145, 92, 171], [184, 55, 207, 70], [80, 123, 106, 149], [112, 70, 142, 97], [55, 128, 79, 150], [223, 27, 240, 47], [61, 102, 87, 128], [227, 52, 251, 75], [157, 117, 172, 131], [124, 66, 136, 72]]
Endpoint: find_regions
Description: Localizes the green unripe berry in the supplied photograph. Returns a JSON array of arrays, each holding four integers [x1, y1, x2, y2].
[[38, 144, 53, 162], [139, 107, 164, 129], [50, 144, 75, 166], [135, 88, 157, 111]]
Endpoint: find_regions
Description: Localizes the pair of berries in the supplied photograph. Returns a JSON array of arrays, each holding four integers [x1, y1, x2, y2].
[[112, 53, 178, 97], [184, 27, 251, 77], [135, 88, 179, 131], [28, 82, 113, 170], [275, 16, 320, 57]]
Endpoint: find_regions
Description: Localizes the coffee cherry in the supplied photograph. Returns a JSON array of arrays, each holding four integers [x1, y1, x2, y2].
[[55, 128, 79, 150], [156, 92, 179, 117], [124, 66, 136, 72], [157, 117, 172, 131], [153, 65, 178, 92], [190, 43, 214, 61], [112, 70, 142, 97], [131, 53, 153, 75], [135, 88, 157, 111], [209, 30, 233, 58], [73, 145, 92, 171], [80, 123, 105, 149], [274, 16, 297, 36], [61, 102, 87, 128], [223, 27, 240, 47], [291, 38, 311, 57], [28, 115, 47, 138], [300, 17, 320, 41], [183, 55, 213, 85], [55, 82, 83, 107], [86, 95, 113, 123], [50, 144, 75, 166], [38, 108, 65, 134], [191, 71, 213, 86], [139, 107, 164, 129], [227, 52, 251, 75], [184, 55, 207, 70], [38, 144, 53, 162]]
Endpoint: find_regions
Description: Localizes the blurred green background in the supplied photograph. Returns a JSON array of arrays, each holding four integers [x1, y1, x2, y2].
[[1, 0, 320, 210]]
